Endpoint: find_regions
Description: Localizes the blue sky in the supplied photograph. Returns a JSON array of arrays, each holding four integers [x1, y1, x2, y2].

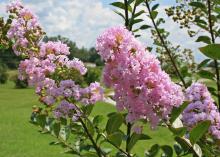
[[0, 0, 205, 61]]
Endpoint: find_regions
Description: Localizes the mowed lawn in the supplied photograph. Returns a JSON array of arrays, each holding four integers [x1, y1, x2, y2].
[[0, 81, 174, 157]]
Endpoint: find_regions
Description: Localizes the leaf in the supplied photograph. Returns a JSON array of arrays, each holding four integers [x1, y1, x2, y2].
[[127, 133, 151, 151], [189, 120, 211, 145], [52, 122, 61, 137], [86, 119, 95, 136], [198, 70, 215, 80], [151, 11, 158, 19], [106, 113, 123, 134], [82, 105, 94, 116], [135, 0, 144, 6], [169, 127, 187, 137], [133, 10, 145, 18], [107, 132, 123, 147], [170, 102, 188, 124], [93, 115, 104, 127], [140, 25, 151, 30], [111, 2, 132, 12], [196, 36, 211, 44], [36, 114, 46, 128], [82, 152, 99, 157], [145, 144, 160, 157], [189, 2, 206, 9], [199, 44, 220, 60], [161, 145, 173, 157], [130, 18, 144, 25], [175, 137, 191, 152], [197, 59, 211, 69], [151, 4, 159, 11], [114, 10, 125, 20]]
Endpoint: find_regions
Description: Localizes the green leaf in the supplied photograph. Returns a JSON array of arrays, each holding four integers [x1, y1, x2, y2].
[[175, 137, 191, 152], [114, 10, 125, 20], [197, 59, 211, 69], [145, 144, 160, 157], [169, 127, 187, 137], [189, 120, 211, 145], [170, 102, 188, 124], [140, 25, 151, 30], [151, 4, 159, 11], [189, 2, 206, 9], [199, 44, 220, 60], [82, 105, 94, 116], [82, 152, 99, 157], [161, 145, 173, 157], [131, 18, 144, 25], [111, 2, 132, 12], [196, 36, 211, 44], [107, 132, 123, 147], [106, 113, 123, 134], [127, 133, 151, 151], [36, 114, 46, 128], [93, 115, 104, 127], [52, 122, 61, 137], [198, 70, 215, 80], [133, 10, 145, 18], [151, 11, 158, 19], [135, 0, 144, 6], [86, 119, 95, 136]]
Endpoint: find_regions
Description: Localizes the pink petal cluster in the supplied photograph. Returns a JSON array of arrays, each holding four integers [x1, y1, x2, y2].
[[39, 41, 70, 57], [96, 26, 184, 127], [6, 1, 103, 121], [7, 0, 44, 56], [182, 83, 220, 140]]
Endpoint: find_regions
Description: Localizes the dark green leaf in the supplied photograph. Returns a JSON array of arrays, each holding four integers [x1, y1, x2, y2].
[[133, 10, 145, 18], [106, 113, 123, 134], [189, 120, 211, 145], [152, 4, 159, 11], [175, 137, 191, 152], [198, 70, 215, 80], [145, 144, 160, 157], [197, 59, 211, 69], [111, 2, 132, 12], [107, 132, 123, 147], [189, 2, 206, 9], [140, 25, 151, 30], [196, 36, 211, 44], [169, 127, 187, 137], [199, 44, 220, 60], [52, 122, 61, 137], [151, 11, 158, 19], [86, 119, 95, 136], [127, 133, 151, 151], [93, 115, 104, 127], [36, 114, 46, 128], [161, 145, 173, 157], [82, 105, 94, 116], [170, 102, 188, 124]]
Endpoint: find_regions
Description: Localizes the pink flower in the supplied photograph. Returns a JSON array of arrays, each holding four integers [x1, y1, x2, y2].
[[96, 26, 184, 127]]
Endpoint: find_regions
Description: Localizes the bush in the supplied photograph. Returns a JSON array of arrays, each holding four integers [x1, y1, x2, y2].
[[85, 66, 102, 84], [10, 74, 28, 88], [0, 63, 8, 84]]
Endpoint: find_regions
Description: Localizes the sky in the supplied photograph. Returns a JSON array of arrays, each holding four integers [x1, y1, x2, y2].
[[0, 0, 206, 61]]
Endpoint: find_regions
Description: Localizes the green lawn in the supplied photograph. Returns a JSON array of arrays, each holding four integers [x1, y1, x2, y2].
[[0, 81, 175, 157]]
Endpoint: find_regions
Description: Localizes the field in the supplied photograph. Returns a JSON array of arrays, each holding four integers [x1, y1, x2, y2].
[[0, 81, 174, 157]]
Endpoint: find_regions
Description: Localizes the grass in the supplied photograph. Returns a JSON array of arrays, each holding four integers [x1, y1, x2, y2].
[[0, 81, 175, 157]]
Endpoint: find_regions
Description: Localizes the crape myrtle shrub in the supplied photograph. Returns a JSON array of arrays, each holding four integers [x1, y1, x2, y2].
[[0, 0, 220, 157]]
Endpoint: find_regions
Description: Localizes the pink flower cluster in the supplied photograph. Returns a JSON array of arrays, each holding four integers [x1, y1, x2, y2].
[[96, 26, 184, 127], [182, 83, 220, 140], [7, 0, 44, 56], [7, 1, 103, 122]]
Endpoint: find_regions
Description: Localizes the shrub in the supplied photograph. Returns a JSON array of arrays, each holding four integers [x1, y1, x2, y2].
[[0, 63, 8, 84], [10, 74, 28, 88], [85, 66, 102, 84]]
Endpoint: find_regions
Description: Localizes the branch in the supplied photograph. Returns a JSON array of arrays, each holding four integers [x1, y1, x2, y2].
[[145, 0, 187, 88], [207, 0, 220, 110]]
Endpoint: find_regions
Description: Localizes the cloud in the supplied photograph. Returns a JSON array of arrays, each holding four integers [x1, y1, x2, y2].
[[0, 0, 205, 61]]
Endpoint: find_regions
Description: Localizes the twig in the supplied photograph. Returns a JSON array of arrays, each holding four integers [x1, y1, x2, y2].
[[207, 0, 220, 110], [145, 0, 187, 88]]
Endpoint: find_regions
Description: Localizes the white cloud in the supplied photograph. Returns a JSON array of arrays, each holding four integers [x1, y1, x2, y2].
[[0, 0, 205, 61]]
